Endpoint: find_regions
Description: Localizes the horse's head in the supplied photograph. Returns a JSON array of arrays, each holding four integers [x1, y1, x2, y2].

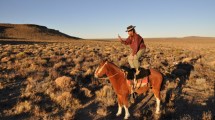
[[94, 60, 108, 78]]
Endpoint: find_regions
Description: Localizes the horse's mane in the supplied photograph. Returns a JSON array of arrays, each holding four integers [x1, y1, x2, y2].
[[107, 61, 121, 71]]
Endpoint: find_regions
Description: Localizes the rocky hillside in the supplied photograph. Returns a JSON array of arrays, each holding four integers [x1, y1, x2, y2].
[[0, 23, 80, 40]]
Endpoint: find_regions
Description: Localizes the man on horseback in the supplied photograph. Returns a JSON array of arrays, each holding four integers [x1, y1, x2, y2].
[[118, 25, 146, 75], [94, 60, 163, 119]]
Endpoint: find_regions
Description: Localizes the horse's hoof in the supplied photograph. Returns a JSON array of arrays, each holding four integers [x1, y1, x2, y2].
[[116, 113, 121, 116], [124, 115, 130, 120], [155, 111, 161, 114]]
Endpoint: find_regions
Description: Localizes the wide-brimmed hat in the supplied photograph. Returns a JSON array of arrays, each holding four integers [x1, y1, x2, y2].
[[126, 25, 136, 32]]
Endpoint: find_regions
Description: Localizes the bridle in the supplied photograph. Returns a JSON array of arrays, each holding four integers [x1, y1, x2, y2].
[[95, 61, 108, 75], [97, 73, 119, 80], [95, 61, 120, 80]]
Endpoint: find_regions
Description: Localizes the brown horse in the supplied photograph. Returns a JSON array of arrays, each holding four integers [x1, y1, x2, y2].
[[94, 60, 163, 119]]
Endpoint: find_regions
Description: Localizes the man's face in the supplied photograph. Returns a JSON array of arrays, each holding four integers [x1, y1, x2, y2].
[[127, 30, 134, 37]]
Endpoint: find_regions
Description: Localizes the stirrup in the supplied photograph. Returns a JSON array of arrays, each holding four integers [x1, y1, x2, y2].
[[130, 92, 136, 103], [132, 92, 137, 99]]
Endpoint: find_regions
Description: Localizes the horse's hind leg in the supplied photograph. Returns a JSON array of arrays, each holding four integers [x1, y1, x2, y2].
[[153, 89, 161, 114], [155, 96, 161, 114]]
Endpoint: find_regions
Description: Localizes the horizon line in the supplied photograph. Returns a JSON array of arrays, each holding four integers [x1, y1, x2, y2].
[[84, 36, 215, 40]]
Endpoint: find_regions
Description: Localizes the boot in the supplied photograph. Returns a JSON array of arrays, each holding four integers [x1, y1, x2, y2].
[[135, 68, 140, 75]]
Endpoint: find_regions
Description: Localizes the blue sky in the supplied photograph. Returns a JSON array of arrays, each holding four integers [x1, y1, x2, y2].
[[0, 0, 214, 39]]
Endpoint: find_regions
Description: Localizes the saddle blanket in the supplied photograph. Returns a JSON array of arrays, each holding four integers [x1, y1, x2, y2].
[[127, 77, 148, 87]]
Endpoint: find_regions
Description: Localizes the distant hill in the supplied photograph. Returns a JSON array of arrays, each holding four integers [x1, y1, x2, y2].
[[183, 36, 215, 39], [0, 23, 81, 40]]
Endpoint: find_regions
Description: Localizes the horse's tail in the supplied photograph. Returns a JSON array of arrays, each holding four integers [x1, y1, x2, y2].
[[148, 69, 165, 91], [160, 72, 166, 91]]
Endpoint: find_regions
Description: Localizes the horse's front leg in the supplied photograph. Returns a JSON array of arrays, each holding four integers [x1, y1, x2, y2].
[[116, 95, 130, 119], [122, 94, 130, 119], [116, 95, 123, 116], [123, 105, 130, 119]]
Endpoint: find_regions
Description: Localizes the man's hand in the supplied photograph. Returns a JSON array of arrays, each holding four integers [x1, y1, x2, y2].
[[118, 34, 122, 41], [131, 54, 137, 59], [130, 55, 134, 60]]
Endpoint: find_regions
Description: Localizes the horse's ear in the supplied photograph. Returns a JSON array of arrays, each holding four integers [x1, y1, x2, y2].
[[98, 57, 106, 64], [104, 57, 112, 63], [107, 58, 113, 62], [98, 58, 104, 64], [101, 58, 108, 63]]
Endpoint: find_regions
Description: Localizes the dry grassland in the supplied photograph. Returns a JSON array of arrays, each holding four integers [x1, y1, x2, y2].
[[0, 38, 214, 120]]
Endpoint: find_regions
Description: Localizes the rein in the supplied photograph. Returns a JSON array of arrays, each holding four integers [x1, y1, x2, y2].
[[97, 72, 119, 80]]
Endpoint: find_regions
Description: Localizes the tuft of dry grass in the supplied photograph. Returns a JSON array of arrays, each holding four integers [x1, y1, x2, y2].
[[55, 76, 74, 90], [0, 82, 4, 89], [95, 85, 116, 106], [53, 62, 66, 70], [179, 114, 193, 120], [56, 92, 72, 108], [64, 110, 75, 120], [16, 52, 26, 59], [96, 107, 108, 116], [1, 57, 10, 63], [15, 101, 32, 114], [202, 111, 213, 120], [81, 87, 93, 98]]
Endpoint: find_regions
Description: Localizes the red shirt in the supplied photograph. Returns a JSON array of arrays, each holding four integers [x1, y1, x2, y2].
[[121, 33, 146, 55]]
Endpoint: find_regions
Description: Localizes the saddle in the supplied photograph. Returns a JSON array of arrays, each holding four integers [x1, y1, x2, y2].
[[120, 66, 151, 80], [121, 66, 151, 91]]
